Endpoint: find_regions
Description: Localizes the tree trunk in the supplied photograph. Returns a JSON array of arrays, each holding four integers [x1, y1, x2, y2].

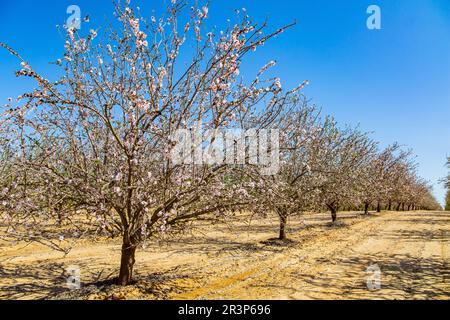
[[364, 202, 370, 215], [57, 211, 63, 226], [388, 200, 392, 211], [326, 203, 338, 222], [376, 201, 381, 213], [396, 203, 401, 211], [402, 203, 405, 211], [118, 239, 137, 286], [331, 208, 337, 222], [279, 215, 287, 240]]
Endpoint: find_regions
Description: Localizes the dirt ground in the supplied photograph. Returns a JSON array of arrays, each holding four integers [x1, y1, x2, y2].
[[0, 210, 449, 300]]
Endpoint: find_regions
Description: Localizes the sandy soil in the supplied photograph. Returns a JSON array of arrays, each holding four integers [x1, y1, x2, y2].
[[0, 211, 449, 300]]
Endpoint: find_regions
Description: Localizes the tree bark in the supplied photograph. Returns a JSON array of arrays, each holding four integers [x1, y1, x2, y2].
[[118, 238, 137, 286], [396, 203, 401, 211], [331, 208, 337, 222], [327, 204, 338, 223], [364, 202, 370, 215], [279, 214, 287, 240], [57, 211, 63, 226], [376, 201, 381, 213], [402, 203, 405, 211], [388, 200, 392, 211]]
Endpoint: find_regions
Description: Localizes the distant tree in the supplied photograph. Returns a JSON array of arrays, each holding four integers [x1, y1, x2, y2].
[[0, 134, 14, 212], [316, 121, 377, 222], [373, 144, 411, 212], [247, 99, 323, 240]]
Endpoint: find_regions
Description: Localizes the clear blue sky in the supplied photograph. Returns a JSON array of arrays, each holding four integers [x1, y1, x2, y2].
[[1, 0, 449, 204]]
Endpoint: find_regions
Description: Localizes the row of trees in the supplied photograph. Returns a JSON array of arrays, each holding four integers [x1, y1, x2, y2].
[[251, 107, 441, 240], [0, 1, 441, 285]]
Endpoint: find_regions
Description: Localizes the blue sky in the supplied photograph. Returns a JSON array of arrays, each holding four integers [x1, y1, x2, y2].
[[1, 0, 449, 204]]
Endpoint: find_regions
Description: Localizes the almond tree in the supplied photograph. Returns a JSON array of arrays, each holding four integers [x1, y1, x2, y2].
[[0, 1, 295, 285], [410, 181, 437, 210], [315, 121, 377, 222], [355, 150, 378, 214], [389, 159, 418, 211], [359, 144, 411, 213], [407, 179, 441, 211], [385, 154, 442, 212], [246, 99, 324, 240], [0, 131, 14, 213]]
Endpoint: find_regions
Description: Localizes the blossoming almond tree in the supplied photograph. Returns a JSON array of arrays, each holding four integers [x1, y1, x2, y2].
[[388, 159, 418, 211], [314, 120, 378, 222], [358, 144, 411, 214], [245, 98, 323, 240], [0, 132, 14, 213], [0, 1, 297, 285]]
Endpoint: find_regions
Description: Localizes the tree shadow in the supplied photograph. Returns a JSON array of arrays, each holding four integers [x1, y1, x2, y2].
[[0, 259, 120, 300], [49, 268, 191, 300], [289, 252, 449, 299], [157, 237, 284, 257], [376, 229, 449, 243], [0, 263, 68, 299], [385, 218, 450, 228]]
